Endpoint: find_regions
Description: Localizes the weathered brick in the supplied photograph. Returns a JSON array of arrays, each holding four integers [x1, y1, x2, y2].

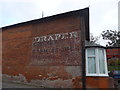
[[2, 8, 89, 88]]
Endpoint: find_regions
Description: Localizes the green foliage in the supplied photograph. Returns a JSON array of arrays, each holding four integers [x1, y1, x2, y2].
[[90, 33, 100, 43], [108, 59, 120, 66], [108, 66, 120, 71], [108, 59, 120, 71], [101, 30, 120, 46]]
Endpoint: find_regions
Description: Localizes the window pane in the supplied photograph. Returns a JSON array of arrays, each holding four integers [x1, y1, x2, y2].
[[88, 57, 96, 73], [99, 49, 105, 74], [87, 48, 95, 56]]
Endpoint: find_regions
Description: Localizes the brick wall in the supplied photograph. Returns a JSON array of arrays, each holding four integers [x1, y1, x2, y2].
[[86, 77, 114, 88], [2, 8, 114, 88], [106, 48, 120, 59], [2, 8, 89, 88]]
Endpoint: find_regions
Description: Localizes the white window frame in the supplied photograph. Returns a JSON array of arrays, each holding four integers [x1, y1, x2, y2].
[[86, 48, 108, 77]]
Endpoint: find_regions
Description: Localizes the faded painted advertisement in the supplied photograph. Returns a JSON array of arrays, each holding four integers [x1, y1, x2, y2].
[[31, 31, 82, 66]]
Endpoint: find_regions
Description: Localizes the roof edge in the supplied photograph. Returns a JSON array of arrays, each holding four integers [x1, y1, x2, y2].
[[2, 7, 89, 30]]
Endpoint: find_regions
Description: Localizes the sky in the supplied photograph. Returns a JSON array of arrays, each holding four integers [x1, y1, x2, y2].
[[0, 0, 119, 45]]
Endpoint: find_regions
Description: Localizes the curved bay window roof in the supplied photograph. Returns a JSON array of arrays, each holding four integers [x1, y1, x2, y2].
[[85, 41, 105, 48], [85, 41, 108, 76]]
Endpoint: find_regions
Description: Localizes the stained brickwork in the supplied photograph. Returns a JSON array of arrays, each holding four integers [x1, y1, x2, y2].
[[86, 77, 114, 88], [2, 8, 89, 88], [2, 8, 113, 88]]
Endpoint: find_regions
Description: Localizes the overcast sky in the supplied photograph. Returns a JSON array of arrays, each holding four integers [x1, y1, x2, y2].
[[0, 0, 119, 39]]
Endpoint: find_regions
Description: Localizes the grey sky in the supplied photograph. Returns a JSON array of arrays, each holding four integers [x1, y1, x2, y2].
[[119, 1, 120, 31], [0, 0, 119, 37]]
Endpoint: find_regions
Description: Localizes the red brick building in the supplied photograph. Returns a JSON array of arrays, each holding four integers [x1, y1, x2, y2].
[[2, 8, 114, 88], [106, 47, 120, 59]]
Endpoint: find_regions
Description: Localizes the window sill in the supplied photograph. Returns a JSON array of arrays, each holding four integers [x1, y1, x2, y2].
[[86, 74, 109, 77]]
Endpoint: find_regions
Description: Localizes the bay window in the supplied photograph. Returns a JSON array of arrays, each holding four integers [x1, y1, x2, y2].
[[86, 48, 108, 76]]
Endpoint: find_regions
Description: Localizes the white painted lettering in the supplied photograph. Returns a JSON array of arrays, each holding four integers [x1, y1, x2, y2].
[[48, 35, 54, 41], [55, 34, 61, 40], [40, 36, 47, 42], [61, 33, 69, 39], [33, 31, 80, 43], [34, 37, 41, 42], [69, 32, 78, 38]]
